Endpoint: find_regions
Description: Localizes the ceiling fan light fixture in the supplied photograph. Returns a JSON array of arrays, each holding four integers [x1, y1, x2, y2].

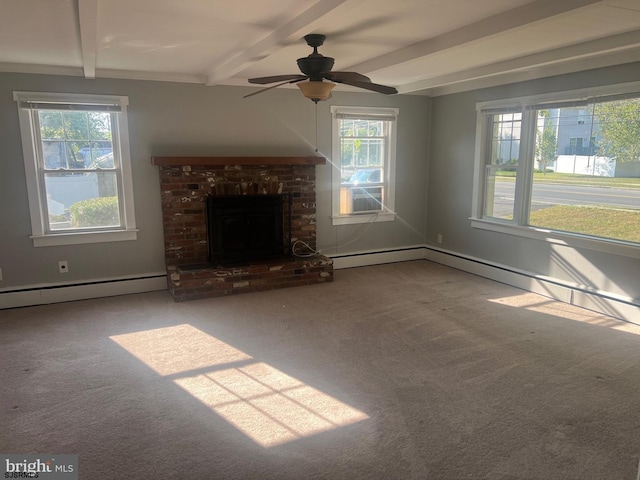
[[297, 80, 335, 103]]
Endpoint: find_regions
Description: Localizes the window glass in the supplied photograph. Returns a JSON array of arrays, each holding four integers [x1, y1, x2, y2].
[[44, 172, 120, 230], [484, 112, 521, 220], [339, 119, 386, 214], [36, 109, 118, 232], [529, 98, 640, 243]]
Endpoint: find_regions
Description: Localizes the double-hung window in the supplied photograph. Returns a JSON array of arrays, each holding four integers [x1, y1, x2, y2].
[[331, 106, 398, 225], [472, 82, 640, 255], [14, 92, 137, 247]]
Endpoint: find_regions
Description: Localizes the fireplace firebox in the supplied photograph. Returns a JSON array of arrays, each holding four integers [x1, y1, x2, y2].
[[206, 194, 288, 265]]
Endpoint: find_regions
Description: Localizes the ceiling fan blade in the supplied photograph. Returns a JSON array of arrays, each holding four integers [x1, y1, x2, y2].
[[246, 35, 396, 100], [243, 77, 308, 99], [325, 71, 371, 83], [336, 78, 398, 95], [248, 74, 307, 85]]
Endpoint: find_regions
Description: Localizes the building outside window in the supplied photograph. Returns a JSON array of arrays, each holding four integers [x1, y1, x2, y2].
[[472, 82, 640, 254], [330, 106, 398, 225], [14, 92, 137, 247]]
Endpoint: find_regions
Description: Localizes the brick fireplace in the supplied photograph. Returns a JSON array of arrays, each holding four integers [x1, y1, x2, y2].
[[152, 156, 333, 301]]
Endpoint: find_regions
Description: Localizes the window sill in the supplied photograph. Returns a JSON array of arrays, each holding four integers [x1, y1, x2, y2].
[[31, 229, 138, 247], [332, 212, 395, 226], [470, 217, 640, 259]]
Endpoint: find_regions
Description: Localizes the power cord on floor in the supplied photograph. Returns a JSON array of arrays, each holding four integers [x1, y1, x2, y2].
[[292, 239, 319, 257]]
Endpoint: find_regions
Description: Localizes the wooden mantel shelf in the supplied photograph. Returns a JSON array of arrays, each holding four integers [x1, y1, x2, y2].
[[151, 156, 326, 166]]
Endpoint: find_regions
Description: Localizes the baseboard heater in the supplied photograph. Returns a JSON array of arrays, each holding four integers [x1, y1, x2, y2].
[[0, 273, 167, 310], [328, 245, 639, 324]]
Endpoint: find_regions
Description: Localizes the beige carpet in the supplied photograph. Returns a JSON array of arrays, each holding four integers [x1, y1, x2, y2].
[[1, 260, 639, 479]]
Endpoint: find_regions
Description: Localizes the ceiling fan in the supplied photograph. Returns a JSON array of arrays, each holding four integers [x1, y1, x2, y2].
[[244, 34, 398, 103]]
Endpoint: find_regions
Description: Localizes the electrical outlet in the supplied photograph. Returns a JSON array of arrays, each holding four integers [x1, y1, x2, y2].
[[58, 260, 69, 273], [437, 234, 443, 244]]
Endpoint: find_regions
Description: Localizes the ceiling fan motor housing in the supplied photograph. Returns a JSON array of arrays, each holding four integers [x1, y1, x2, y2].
[[297, 33, 334, 81], [297, 55, 334, 81]]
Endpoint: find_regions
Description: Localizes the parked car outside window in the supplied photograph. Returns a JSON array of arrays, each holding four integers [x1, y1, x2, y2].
[[348, 168, 381, 184]]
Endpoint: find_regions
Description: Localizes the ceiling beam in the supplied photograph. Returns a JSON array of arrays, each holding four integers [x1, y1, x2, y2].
[[78, 0, 99, 79], [0, 62, 84, 77], [426, 48, 640, 97], [205, 0, 351, 86], [345, 0, 607, 76], [398, 29, 640, 94]]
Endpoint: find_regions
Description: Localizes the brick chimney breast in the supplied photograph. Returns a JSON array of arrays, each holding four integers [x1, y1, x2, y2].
[[153, 157, 333, 301]]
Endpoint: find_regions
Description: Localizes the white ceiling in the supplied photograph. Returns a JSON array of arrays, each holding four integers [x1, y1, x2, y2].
[[1, 0, 640, 96]]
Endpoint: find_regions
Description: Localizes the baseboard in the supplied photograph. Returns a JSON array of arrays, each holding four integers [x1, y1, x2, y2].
[[423, 246, 640, 325], [3, 247, 638, 323], [0, 274, 167, 310], [325, 244, 639, 323], [326, 246, 426, 270]]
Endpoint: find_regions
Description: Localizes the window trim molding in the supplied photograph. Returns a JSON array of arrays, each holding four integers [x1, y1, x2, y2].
[[13, 91, 137, 247], [471, 80, 640, 256], [475, 80, 640, 113], [30, 229, 139, 247], [330, 105, 399, 226], [331, 211, 396, 226]]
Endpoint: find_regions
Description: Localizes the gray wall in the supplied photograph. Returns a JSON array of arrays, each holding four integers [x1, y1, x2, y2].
[[0, 72, 429, 289], [427, 62, 640, 306]]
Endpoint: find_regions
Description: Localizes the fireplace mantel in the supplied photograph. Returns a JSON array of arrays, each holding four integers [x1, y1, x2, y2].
[[151, 156, 326, 166]]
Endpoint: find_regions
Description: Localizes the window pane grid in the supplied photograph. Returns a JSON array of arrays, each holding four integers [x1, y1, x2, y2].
[[340, 138, 384, 171], [340, 119, 384, 138], [37, 110, 114, 170]]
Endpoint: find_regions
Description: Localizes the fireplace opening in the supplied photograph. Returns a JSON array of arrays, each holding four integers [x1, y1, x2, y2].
[[206, 194, 289, 265]]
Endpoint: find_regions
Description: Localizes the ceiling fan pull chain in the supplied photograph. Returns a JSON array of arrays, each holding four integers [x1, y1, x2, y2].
[[315, 101, 319, 153]]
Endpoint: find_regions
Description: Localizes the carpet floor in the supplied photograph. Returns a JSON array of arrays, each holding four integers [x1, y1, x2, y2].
[[1, 260, 639, 479]]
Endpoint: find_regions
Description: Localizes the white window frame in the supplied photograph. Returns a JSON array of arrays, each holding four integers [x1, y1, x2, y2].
[[14, 91, 137, 247], [471, 81, 640, 259], [331, 105, 398, 226]]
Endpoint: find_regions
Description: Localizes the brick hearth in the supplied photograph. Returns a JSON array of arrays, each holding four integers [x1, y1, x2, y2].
[[152, 156, 333, 301]]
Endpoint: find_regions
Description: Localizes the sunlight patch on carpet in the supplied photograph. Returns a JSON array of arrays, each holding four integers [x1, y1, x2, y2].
[[111, 324, 251, 375], [487, 293, 640, 334], [110, 324, 368, 447], [174, 362, 368, 447]]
